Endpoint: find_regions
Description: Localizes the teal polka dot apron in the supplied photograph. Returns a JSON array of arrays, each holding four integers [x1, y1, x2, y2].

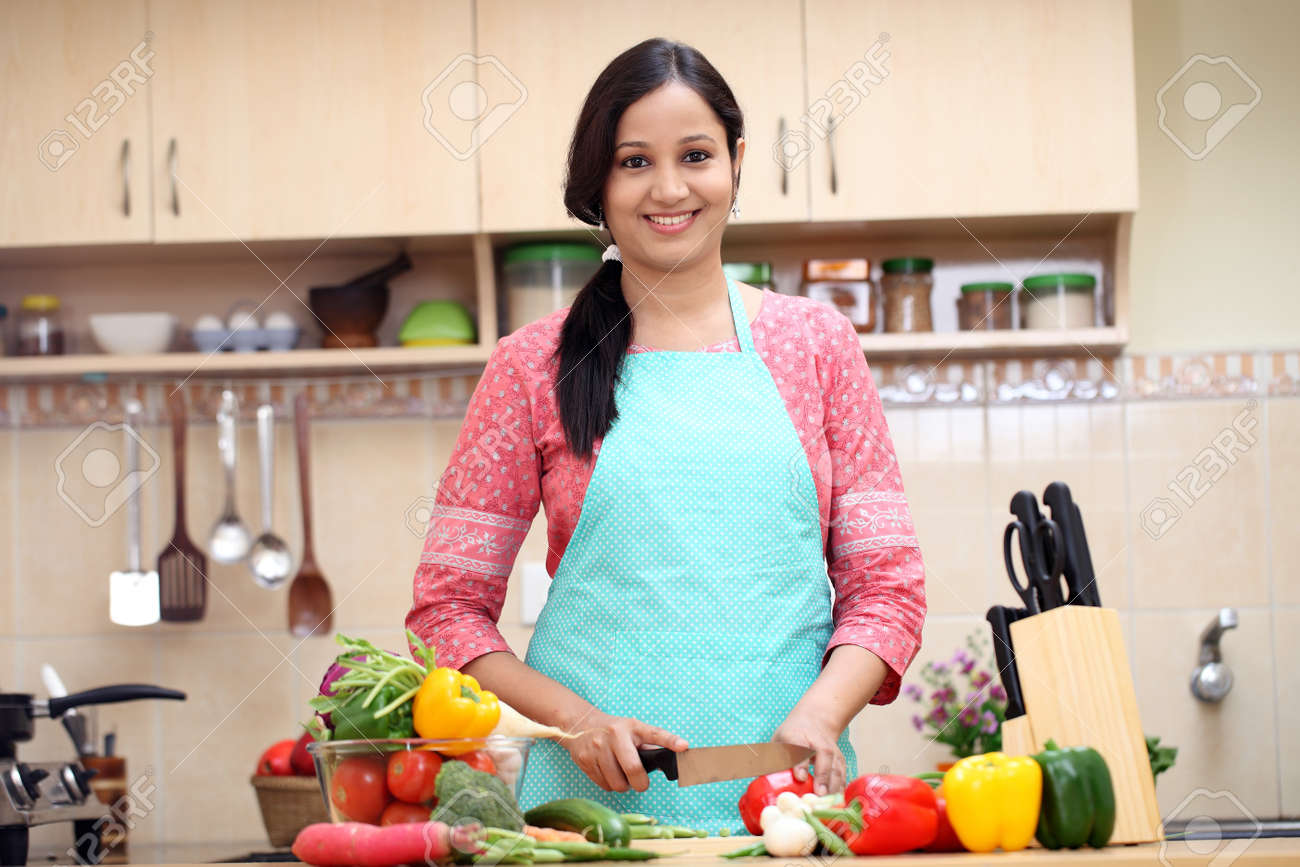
[[519, 273, 856, 832]]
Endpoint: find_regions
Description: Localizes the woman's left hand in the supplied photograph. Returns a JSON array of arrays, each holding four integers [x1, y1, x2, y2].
[[772, 709, 847, 797]]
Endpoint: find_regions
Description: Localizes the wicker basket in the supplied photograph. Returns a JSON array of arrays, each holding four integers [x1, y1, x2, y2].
[[250, 775, 330, 847]]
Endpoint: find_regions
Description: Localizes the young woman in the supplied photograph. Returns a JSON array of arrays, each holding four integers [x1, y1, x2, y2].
[[408, 38, 925, 832]]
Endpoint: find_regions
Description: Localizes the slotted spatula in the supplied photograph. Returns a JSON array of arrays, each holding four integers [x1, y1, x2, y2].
[[288, 391, 333, 637], [158, 390, 207, 621]]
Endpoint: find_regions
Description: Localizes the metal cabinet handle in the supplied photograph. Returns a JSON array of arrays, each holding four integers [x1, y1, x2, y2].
[[778, 116, 788, 196], [827, 114, 838, 196], [167, 137, 179, 216], [120, 139, 130, 217]]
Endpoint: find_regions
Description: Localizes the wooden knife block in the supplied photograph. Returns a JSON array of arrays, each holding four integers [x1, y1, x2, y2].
[[1009, 605, 1162, 845]]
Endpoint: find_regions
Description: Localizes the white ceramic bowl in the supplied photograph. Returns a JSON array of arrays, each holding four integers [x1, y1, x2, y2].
[[90, 313, 178, 355]]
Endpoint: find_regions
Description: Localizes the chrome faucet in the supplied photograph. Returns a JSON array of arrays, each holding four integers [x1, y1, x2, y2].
[[1190, 608, 1237, 702]]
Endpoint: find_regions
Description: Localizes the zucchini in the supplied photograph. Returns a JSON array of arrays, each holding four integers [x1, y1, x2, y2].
[[524, 799, 632, 847]]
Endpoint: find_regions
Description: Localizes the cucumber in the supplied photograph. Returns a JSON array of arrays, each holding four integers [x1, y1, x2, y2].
[[524, 799, 632, 847]]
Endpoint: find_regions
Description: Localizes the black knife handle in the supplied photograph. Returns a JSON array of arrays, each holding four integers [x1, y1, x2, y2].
[[637, 747, 679, 781], [1071, 503, 1102, 606], [986, 605, 1027, 719], [1043, 482, 1087, 606]]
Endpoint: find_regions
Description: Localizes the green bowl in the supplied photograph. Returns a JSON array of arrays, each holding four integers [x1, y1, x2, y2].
[[399, 301, 476, 346]]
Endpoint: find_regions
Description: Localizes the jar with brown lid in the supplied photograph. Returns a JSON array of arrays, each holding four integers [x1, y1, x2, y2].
[[881, 258, 933, 333], [801, 258, 875, 332], [957, 282, 1014, 330]]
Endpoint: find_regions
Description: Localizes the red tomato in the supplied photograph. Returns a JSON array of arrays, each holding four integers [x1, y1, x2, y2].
[[386, 750, 442, 804], [380, 801, 433, 826], [330, 756, 390, 824], [453, 750, 496, 776], [289, 731, 316, 776], [256, 740, 296, 776]]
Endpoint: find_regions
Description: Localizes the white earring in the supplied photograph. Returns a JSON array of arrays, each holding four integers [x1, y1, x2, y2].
[[598, 219, 605, 231], [602, 244, 621, 263]]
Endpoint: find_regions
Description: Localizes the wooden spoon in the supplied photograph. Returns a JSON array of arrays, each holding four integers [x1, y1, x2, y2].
[[288, 391, 333, 637]]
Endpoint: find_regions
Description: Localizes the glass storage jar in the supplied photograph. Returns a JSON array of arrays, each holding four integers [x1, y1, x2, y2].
[[881, 257, 934, 333], [502, 243, 602, 333], [801, 258, 874, 332], [1021, 273, 1097, 329], [722, 261, 775, 293], [16, 294, 65, 356], [957, 282, 1015, 330]]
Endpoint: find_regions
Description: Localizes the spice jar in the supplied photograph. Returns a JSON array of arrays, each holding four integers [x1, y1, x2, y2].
[[801, 258, 874, 332], [16, 294, 66, 356], [723, 261, 775, 293], [957, 282, 1014, 330], [1021, 273, 1097, 329], [502, 243, 602, 333], [881, 258, 934, 333]]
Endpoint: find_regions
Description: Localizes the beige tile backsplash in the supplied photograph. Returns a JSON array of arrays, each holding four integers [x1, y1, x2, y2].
[[4, 394, 1297, 846]]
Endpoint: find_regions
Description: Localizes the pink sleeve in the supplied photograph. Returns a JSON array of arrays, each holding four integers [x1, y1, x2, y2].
[[819, 315, 927, 705], [405, 337, 541, 671]]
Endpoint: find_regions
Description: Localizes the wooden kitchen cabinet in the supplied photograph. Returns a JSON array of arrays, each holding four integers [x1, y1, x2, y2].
[[803, 0, 1139, 221], [0, 0, 154, 247], [147, 0, 478, 242], [475, 0, 809, 232]]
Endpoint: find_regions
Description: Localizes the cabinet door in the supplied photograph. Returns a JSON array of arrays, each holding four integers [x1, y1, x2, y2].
[[476, 0, 808, 232], [804, 0, 1139, 220], [0, 0, 153, 247], [148, 0, 477, 242]]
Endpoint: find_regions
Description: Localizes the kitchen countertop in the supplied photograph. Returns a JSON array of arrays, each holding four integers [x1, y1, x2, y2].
[[34, 834, 1299, 866]]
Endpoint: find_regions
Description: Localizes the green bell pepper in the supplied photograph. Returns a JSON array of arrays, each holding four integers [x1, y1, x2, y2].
[[1031, 739, 1116, 850]]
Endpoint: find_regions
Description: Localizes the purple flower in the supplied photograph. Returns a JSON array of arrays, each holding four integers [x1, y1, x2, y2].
[[904, 683, 924, 701], [980, 710, 999, 735], [961, 659, 976, 675], [990, 684, 1007, 702], [959, 705, 979, 727], [932, 662, 949, 675], [930, 688, 956, 705], [911, 714, 924, 732], [951, 650, 970, 666], [928, 706, 948, 725], [971, 670, 992, 688]]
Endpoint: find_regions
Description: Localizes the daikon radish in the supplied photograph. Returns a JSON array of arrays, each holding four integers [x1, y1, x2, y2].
[[491, 700, 583, 740]]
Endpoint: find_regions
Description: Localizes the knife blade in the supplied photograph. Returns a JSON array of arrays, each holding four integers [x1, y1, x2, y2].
[[637, 741, 814, 787]]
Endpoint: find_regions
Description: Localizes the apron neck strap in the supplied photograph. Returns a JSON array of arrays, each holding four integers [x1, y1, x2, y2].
[[725, 273, 756, 353]]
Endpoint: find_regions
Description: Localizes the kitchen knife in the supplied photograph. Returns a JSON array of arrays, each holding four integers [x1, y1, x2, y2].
[[1042, 482, 1095, 607], [1071, 502, 1103, 607], [637, 741, 814, 787], [986, 605, 1029, 719]]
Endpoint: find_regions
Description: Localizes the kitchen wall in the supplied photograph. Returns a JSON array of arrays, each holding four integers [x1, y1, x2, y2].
[[4, 350, 1298, 850]]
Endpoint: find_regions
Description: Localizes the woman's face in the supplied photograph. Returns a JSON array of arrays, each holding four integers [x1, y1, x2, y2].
[[604, 81, 744, 273]]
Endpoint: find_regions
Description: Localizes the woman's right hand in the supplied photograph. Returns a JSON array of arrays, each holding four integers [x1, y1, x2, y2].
[[562, 710, 688, 793]]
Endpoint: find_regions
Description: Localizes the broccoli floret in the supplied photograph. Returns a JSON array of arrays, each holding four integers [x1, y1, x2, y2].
[[433, 759, 525, 832]]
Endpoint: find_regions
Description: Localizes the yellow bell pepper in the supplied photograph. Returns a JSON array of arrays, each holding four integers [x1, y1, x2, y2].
[[941, 751, 1042, 853], [412, 668, 501, 753]]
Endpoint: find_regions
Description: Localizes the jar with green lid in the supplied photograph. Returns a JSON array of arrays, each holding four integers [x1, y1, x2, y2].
[[17, 294, 65, 356], [957, 282, 1015, 330], [881, 257, 933, 333], [1021, 273, 1097, 329], [502, 243, 602, 333], [722, 261, 774, 293]]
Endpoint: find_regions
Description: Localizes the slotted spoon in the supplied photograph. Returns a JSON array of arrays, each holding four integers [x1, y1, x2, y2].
[[157, 390, 207, 621]]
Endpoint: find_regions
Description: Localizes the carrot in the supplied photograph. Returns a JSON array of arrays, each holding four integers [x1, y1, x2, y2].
[[524, 825, 588, 843], [292, 820, 456, 866]]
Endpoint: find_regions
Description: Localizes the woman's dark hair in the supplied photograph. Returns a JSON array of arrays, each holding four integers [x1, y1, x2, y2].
[[554, 38, 744, 458]]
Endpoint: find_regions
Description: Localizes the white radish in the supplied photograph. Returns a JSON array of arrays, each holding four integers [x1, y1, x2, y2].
[[490, 700, 582, 740]]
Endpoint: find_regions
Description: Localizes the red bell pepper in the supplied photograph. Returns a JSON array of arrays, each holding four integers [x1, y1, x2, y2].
[[738, 768, 816, 835], [922, 793, 966, 852], [824, 775, 939, 855]]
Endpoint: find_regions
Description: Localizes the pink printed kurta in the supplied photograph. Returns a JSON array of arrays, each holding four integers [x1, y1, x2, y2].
[[406, 290, 926, 704]]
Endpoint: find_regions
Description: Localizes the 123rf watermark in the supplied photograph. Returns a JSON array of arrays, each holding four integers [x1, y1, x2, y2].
[[38, 35, 155, 172], [67, 770, 157, 865], [773, 33, 891, 173], [1156, 54, 1261, 161], [1140, 401, 1259, 540]]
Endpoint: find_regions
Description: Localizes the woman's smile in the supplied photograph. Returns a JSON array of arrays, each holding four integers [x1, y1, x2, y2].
[[643, 208, 702, 235]]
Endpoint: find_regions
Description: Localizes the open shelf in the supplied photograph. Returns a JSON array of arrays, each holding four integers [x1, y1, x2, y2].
[[860, 326, 1127, 360], [0, 344, 493, 382]]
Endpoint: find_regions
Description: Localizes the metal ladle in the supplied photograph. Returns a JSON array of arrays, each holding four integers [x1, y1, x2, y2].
[[208, 389, 252, 563], [248, 403, 293, 588]]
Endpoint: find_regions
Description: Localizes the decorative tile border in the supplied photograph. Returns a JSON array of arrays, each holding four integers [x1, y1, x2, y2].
[[4, 350, 1298, 426], [1, 371, 483, 429]]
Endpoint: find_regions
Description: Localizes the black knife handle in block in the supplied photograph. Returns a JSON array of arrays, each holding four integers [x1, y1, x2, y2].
[[637, 747, 679, 781], [1071, 502, 1102, 606], [986, 606, 1027, 719]]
